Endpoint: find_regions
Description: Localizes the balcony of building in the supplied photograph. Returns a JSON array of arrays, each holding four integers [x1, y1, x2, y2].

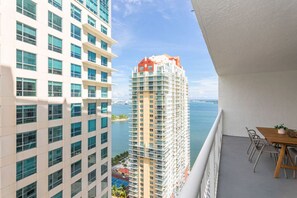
[[179, 0, 297, 198]]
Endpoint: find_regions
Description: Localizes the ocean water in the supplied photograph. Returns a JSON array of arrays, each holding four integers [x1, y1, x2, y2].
[[112, 102, 218, 167]]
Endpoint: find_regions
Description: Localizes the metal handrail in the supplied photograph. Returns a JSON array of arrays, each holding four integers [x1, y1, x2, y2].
[[179, 109, 222, 198]]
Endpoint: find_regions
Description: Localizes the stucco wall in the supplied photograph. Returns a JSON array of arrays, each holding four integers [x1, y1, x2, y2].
[[219, 69, 297, 136]]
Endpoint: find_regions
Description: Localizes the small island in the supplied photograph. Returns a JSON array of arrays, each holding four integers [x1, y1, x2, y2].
[[112, 114, 129, 122]]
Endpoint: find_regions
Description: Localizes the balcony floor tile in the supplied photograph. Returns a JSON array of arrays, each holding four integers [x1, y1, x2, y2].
[[218, 136, 296, 198]]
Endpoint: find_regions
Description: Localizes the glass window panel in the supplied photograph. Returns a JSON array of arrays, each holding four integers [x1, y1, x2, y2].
[[48, 126, 63, 143], [48, 147, 63, 167], [16, 105, 37, 125], [101, 40, 107, 50], [100, 0, 109, 23], [101, 147, 107, 159], [48, 169, 63, 190], [101, 25, 107, 35], [71, 4, 81, 21], [88, 51, 96, 63], [71, 179, 82, 197], [71, 122, 81, 137], [101, 132, 107, 144], [88, 68, 96, 80], [16, 22, 36, 45], [16, 130, 36, 152], [71, 160, 81, 177], [88, 33, 96, 45], [16, 182, 37, 198], [101, 87, 108, 98], [71, 141, 82, 157], [48, 58, 62, 75], [101, 56, 108, 66], [101, 117, 108, 128], [88, 86, 96, 98], [88, 136, 96, 150], [16, 156, 37, 181], [48, 35, 62, 53], [86, 0, 98, 15], [88, 153, 96, 167], [71, 64, 81, 78], [48, 0, 62, 10], [88, 16, 96, 27], [48, 11, 62, 32], [16, 49, 36, 71], [48, 104, 63, 120], [101, 176, 108, 191], [88, 119, 96, 132], [71, 103, 81, 117], [88, 103, 96, 115], [88, 169, 96, 185], [101, 102, 108, 113], [17, 0, 36, 20], [16, 77, 36, 96], [71, 24, 81, 40], [101, 72, 108, 82], [101, 162, 108, 175], [71, 84, 81, 97], [71, 44, 81, 59]]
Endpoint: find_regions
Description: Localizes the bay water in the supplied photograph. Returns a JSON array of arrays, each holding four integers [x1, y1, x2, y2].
[[112, 101, 218, 167]]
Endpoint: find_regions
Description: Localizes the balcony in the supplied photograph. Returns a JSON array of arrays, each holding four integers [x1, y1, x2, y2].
[[82, 60, 116, 72], [83, 42, 117, 59], [180, 0, 297, 197], [82, 23, 117, 45]]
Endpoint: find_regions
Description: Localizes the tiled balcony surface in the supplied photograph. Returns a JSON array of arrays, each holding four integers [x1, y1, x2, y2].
[[218, 136, 296, 198]]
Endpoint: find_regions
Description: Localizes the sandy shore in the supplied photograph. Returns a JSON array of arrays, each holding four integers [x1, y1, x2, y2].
[[112, 118, 128, 122]]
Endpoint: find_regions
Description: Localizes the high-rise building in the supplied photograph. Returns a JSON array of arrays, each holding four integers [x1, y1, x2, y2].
[[0, 0, 116, 197], [129, 55, 190, 198]]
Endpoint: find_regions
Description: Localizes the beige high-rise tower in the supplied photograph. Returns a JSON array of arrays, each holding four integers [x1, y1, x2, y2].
[[0, 0, 116, 197], [129, 55, 190, 198]]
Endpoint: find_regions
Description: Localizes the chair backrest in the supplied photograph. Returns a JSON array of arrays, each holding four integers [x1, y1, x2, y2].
[[251, 134, 264, 150], [245, 127, 257, 140]]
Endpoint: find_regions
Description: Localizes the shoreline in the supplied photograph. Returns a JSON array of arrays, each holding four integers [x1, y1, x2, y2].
[[112, 118, 129, 122]]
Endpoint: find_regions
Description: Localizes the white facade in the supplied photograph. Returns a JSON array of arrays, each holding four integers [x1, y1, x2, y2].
[[0, 0, 116, 197], [129, 55, 190, 198]]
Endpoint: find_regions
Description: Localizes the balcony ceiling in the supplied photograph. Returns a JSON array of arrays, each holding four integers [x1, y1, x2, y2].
[[192, 0, 297, 76]]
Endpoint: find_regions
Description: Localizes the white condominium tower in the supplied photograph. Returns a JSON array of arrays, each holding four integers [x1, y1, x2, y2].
[[0, 0, 116, 197], [129, 55, 190, 198]]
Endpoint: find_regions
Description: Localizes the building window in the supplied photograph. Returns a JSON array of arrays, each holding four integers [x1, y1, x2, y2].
[[71, 141, 82, 157], [101, 117, 108, 128], [71, 84, 81, 97], [48, 104, 63, 120], [71, 179, 82, 197], [16, 49, 36, 71], [101, 132, 107, 144], [88, 170, 96, 185], [88, 119, 96, 132], [101, 102, 108, 113], [71, 44, 81, 59], [88, 68, 96, 80], [101, 72, 108, 82], [88, 16, 96, 27], [71, 4, 81, 21], [48, 58, 62, 75], [16, 77, 36, 96], [100, 0, 109, 23], [48, 169, 63, 190], [48, 81, 62, 97], [101, 40, 107, 50], [71, 24, 81, 40], [88, 33, 96, 45], [71, 103, 81, 117], [48, 126, 63, 143], [16, 130, 36, 152], [101, 25, 107, 35], [88, 103, 96, 115], [88, 186, 96, 198], [88, 153, 96, 167], [101, 162, 108, 175], [102, 192, 108, 198], [16, 156, 37, 181], [48, 147, 63, 167], [86, 0, 98, 14], [51, 191, 63, 198], [48, 0, 62, 10], [16, 22, 36, 45], [48, 35, 62, 53], [88, 86, 96, 98], [101, 147, 107, 159], [101, 56, 108, 66], [71, 122, 81, 137], [16, 105, 37, 125], [71, 160, 81, 177], [16, 182, 37, 198], [48, 11, 62, 32], [17, 0, 36, 20], [88, 136, 96, 150], [71, 64, 81, 78], [88, 51, 96, 63], [101, 87, 108, 98], [101, 176, 108, 191]]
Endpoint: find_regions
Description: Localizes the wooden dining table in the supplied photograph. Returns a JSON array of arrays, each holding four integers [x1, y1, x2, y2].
[[257, 127, 297, 178]]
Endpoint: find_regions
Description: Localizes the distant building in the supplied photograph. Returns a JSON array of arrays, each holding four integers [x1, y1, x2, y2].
[[0, 0, 116, 197], [129, 54, 190, 198]]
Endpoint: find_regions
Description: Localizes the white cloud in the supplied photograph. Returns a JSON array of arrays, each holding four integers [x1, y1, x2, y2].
[[189, 76, 218, 99]]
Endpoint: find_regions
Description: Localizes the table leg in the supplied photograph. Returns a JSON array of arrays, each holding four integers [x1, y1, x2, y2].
[[274, 144, 286, 178]]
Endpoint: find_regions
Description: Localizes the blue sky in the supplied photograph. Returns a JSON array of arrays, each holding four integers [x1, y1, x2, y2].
[[111, 0, 218, 100]]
